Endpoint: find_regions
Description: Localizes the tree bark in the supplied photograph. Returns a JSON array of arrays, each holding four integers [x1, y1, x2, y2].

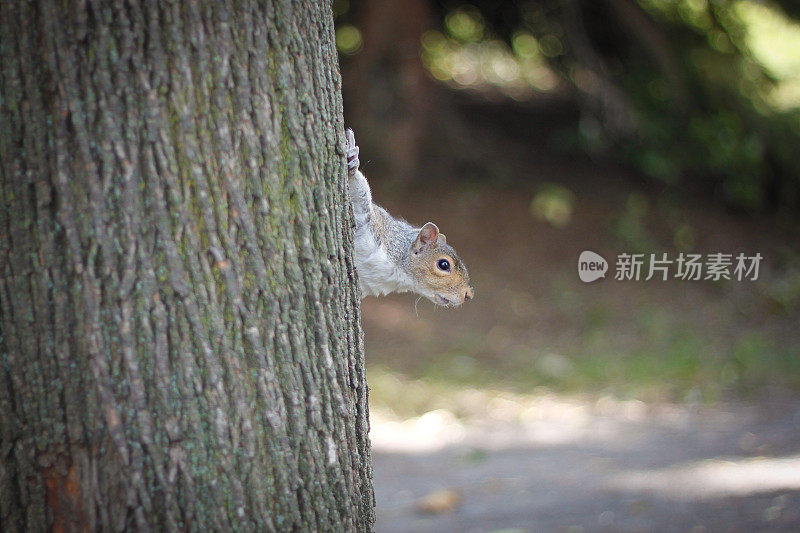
[[0, 1, 373, 531]]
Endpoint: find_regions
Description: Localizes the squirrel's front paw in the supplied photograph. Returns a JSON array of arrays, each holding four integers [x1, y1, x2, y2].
[[345, 128, 360, 175]]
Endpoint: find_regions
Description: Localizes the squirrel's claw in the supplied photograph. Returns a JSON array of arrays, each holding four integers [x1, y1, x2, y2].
[[345, 128, 360, 174]]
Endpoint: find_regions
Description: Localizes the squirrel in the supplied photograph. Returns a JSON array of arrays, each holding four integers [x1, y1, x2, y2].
[[345, 129, 474, 307]]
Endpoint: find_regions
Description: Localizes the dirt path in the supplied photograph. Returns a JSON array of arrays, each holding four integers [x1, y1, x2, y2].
[[371, 397, 800, 532]]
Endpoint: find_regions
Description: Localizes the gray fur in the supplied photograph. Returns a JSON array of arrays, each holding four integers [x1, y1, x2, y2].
[[345, 129, 473, 305]]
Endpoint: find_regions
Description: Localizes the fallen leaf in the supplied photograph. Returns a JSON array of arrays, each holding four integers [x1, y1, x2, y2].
[[416, 488, 462, 514]]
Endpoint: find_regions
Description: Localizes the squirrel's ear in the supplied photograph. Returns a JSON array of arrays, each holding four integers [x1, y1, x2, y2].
[[439, 233, 446, 245], [412, 222, 439, 253]]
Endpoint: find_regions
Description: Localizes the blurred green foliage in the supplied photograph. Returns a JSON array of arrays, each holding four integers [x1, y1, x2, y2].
[[530, 183, 574, 227], [424, 0, 800, 212], [622, 0, 800, 210], [368, 311, 800, 418]]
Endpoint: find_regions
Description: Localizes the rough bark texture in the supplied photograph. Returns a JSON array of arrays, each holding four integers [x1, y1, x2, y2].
[[0, 1, 373, 531]]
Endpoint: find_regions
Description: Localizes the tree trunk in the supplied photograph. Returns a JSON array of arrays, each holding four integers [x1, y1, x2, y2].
[[0, 1, 373, 531], [343, 0, 434, 181]]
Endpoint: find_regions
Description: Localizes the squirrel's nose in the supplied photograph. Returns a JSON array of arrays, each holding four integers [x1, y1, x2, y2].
[[464, 286, 474, 301]]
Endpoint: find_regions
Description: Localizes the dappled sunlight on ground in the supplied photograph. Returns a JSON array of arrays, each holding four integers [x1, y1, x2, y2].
[[370, 391, 800, 532], [371, 409, 466, 453], [370, 392, 656, 453], [610, 454, 800, 499]]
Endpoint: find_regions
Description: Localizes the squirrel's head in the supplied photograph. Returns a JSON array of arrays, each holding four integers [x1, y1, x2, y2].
[[408, 222, 474, 307]]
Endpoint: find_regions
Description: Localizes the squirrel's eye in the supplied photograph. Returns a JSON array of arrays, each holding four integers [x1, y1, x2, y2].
[[437, 259, 451, 271]]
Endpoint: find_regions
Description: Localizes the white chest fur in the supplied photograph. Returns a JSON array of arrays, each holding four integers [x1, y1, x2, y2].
[[352, 226, 414, 296]]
